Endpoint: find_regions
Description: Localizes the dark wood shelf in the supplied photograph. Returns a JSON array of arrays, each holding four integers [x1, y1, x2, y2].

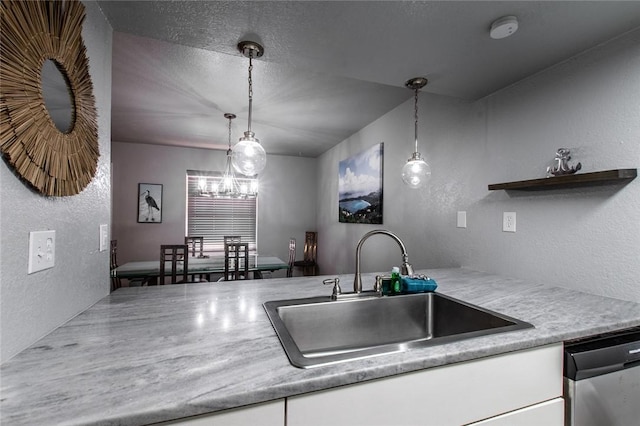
[[488, 168, 637, 191]]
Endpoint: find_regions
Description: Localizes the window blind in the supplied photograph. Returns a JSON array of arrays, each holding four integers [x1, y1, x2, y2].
[[186, 170, 257, 253]]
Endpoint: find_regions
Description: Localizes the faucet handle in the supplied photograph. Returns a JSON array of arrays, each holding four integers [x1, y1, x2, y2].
[[374, 275, 383, 292], [323, 277, 341, 299]]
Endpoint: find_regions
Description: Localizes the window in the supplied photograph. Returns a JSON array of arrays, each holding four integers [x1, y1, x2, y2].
[[186, 170, 257, 253]]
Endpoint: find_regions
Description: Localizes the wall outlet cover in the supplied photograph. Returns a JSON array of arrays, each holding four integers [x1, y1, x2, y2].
[[503, 212, 516, 233]]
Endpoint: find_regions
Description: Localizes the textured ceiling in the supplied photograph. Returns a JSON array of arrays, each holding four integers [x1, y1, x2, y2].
[[98, 1, 640, 157]]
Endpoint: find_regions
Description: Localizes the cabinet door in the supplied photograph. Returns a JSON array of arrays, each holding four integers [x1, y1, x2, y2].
[[158, 399, 284, 425], [287, 344, 563, 426], [469, 398, 564, 426]]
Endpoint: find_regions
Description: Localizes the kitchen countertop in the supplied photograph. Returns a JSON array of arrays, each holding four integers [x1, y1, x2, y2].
[[2, 268, 640, 425]]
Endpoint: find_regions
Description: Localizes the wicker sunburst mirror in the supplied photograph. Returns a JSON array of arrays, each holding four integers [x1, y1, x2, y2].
[[0, 0, 98, 197]]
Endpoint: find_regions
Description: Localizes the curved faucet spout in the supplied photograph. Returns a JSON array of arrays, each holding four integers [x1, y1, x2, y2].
[[353, 229, 414, 293]]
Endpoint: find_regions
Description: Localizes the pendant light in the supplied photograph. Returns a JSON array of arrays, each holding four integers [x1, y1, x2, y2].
[[232, 40, 267, 177], [401, 77, 432, 189]]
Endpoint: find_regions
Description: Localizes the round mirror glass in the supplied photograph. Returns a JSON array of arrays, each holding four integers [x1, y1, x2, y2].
[[41, 59, 75, 133]]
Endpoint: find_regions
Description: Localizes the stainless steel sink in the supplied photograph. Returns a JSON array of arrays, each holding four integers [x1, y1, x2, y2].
[[264, 292, 533, 368]]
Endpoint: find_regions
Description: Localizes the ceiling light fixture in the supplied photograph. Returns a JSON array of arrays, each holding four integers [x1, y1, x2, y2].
[[490, 16, 518, 39], [232, 40, 267, 177], [401, 77, 431, 189], [199, 113, 258, 198]]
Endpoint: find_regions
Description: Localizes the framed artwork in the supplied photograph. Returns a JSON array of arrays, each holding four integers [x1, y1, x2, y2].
[[338, 143, 384, 224], [138, 183, 163, 223]]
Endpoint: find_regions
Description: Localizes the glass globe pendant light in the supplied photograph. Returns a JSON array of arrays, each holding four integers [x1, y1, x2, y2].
[[232, 40, 267, 177], [401, 77, 432, 189]]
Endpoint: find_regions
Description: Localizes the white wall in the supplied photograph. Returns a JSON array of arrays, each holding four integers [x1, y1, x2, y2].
[[318, 28, 640, 303], [111, 142, 317, 278], [0, 1, 113, 363]]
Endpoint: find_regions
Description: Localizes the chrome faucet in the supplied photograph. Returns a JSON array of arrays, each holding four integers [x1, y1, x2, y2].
[[353, 229, 414, 293]]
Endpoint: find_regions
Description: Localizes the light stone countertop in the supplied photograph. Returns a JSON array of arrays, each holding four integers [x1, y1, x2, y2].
[[2, 268, 640, 425]]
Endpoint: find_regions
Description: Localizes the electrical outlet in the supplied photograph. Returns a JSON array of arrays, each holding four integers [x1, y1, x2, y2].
[[28, 230, 55, 274], [503, 212, 516, 233], [99, 224, 108, 252], [457, 211, 467, 228]]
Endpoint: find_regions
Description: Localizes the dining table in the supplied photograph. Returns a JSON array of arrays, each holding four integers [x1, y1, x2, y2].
[[112, 255, 289, 282]]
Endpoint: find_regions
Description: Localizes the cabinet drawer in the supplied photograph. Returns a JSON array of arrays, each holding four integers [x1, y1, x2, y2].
[[469, 398, 564, 426], [288, 344, 563, 426]]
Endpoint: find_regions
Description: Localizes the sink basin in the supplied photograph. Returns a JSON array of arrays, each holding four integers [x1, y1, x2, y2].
[[264, 292, 533, 368]]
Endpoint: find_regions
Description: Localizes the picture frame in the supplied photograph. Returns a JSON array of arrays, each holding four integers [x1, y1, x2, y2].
[[137, 183, 163, 223], [338, 143, 384, 224]]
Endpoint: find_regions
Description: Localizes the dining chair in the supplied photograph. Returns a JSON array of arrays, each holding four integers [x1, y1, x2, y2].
[[159, 244, 189, 284], [111, 240, 148, 287], [294, 231, 318, 276], [287, 238, 296, 278], [222, 242, 249, 281], [184, 236, 209, 281], [110, 240, 122, 291]]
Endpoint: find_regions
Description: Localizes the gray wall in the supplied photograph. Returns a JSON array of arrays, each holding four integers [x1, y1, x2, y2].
[[317, 28, 640, 303], [0, 2, 113, 363], [111, 142, 317, 278]]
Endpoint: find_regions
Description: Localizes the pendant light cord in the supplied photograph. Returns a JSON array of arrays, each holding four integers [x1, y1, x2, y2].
[[247, 53, 253, 133], [413, 87, 419, 154], [227, 115, 233, 151]]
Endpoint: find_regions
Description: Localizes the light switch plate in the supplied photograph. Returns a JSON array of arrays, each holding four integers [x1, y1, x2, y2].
[[99, 224, 108, 252], [28, 230, 55, 274], [457, 211, 467, 228]]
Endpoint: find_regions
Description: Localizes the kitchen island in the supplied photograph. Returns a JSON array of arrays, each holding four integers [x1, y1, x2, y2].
[[2, 268, 640, 425]]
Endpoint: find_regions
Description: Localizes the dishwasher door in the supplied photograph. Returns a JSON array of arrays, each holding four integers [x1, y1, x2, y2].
[[563, 327, 640, 426]]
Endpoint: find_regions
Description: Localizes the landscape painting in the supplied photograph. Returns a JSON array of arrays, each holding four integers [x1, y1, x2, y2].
[[339, 143, 383, 224]]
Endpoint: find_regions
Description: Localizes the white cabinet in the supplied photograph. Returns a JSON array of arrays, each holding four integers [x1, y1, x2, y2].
[[157, 399, 284, 426], [157, 344, 563, 426], [287, 344, 563, 426]]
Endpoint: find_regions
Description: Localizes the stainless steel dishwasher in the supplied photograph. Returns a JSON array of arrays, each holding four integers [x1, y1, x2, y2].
[[563, 326, 640, 426]]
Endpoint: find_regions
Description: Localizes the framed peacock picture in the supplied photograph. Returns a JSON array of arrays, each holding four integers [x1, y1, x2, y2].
[[138, 183, 163, 223]]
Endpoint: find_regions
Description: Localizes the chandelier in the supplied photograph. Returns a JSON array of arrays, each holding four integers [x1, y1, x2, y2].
[[199, 113, 258, 198]]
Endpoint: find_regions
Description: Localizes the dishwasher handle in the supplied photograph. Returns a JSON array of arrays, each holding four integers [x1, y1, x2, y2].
[[564, 328, 640, 381]]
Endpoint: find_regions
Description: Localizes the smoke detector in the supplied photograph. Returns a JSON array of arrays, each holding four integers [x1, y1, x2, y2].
[[490, 16, 519, 39]]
